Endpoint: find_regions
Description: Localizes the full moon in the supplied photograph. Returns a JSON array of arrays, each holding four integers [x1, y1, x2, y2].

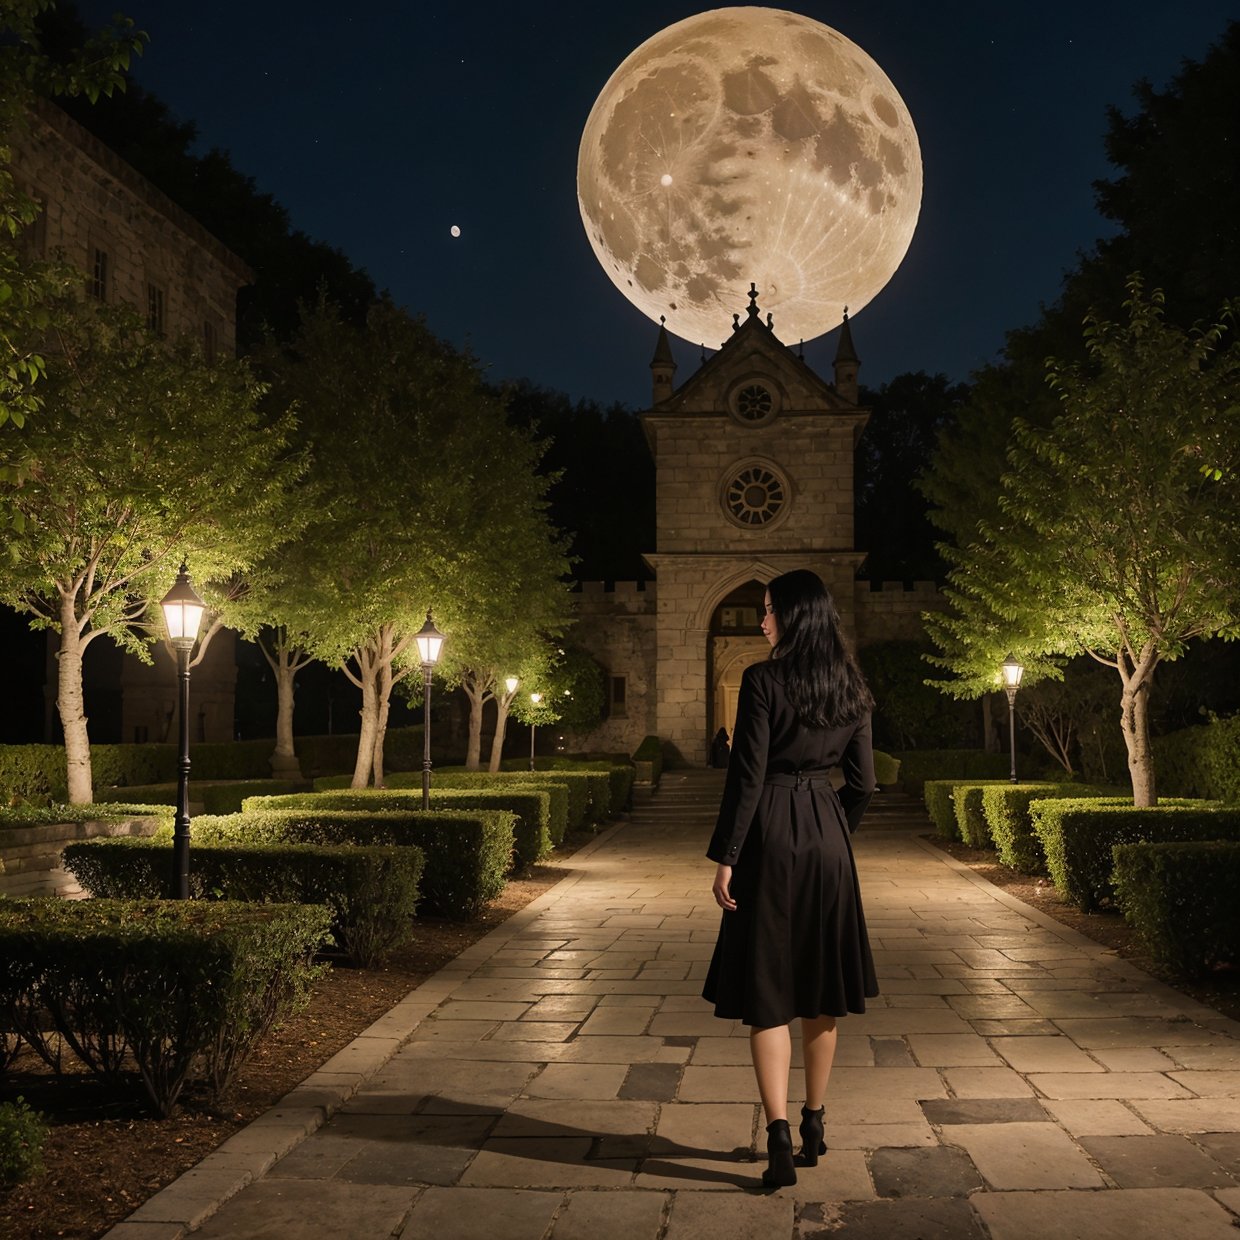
[[577, 7, 922, 345]]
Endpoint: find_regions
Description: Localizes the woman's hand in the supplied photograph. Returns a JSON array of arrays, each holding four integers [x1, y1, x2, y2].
[[712, 862, 737, 912]]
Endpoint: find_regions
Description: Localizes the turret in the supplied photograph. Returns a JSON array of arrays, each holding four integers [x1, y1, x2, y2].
[[650, 315, 676, 404], [833, 308, 860, 405]]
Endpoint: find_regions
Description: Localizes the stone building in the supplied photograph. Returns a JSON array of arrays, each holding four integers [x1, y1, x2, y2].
[[9, 99, 251, 744], [572, 286, 939, 764]]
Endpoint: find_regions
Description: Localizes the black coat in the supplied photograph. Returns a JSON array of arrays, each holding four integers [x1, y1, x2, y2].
[[703, 659, 879, 1026]]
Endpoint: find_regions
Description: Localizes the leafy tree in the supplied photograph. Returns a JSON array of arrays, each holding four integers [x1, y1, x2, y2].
[[925, 282, 1240, 806], [856, 640, 980, 752], [259, 298, 568, 787], [507, 645, 606, 756], [855, 372, 968, 582], [0, 301, 296, 801]]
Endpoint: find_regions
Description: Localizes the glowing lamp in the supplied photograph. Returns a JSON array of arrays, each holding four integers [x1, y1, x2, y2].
[[160, 564, 205, 651], [1000, 654, 1024, 784], [415, 611, 445, 666], [505, 676, 519, 694], [1001, 655, 1024, 691]]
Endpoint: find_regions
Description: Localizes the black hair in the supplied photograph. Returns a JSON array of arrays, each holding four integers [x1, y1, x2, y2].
[[767, 569, 874, 728]]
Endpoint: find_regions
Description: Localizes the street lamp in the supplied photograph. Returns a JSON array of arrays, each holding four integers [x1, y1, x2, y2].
[[505, 676, 519, 696], [529, 691, 542, 770], [415, 611, 446, 810], [1001, 654, 1024, 784], [160, 564, 206, 899]]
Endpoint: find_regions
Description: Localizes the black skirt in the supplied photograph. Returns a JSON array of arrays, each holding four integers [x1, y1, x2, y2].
[[702, 780, 878, 1027]]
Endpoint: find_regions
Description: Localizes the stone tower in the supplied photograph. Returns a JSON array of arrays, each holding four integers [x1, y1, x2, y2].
[[641, 285, 869, 763]]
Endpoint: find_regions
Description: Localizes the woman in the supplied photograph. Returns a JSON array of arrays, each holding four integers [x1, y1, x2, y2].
[[703, 570, 878, 1189]]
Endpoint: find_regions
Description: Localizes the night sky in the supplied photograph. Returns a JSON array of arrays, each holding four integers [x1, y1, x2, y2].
[[77, 1, 1239, 409]]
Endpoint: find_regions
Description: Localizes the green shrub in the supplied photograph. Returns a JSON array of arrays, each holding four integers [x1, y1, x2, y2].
[[63, 838, 424, 968], [873, 750, 901, 787], [895, 749, 1012, 796], [435, 770, 590, 832], [1113, 840, 1240, 977], [1154, 715, 1240, 804], [0, 803, 172, 830], [96, 781, 305, 814], [0, 899, 330, 1115], [953, 781, 1031, 848], [632, 735, 664, 784], [194, 808, 513, 919], [497, 762, 612, 824], [982, 783, 1116, 873], [246, 788, 554, 869], [923, 779, 1010, 840], [1031, 799, 1240, 910], [0, 1097, 47, 1186]]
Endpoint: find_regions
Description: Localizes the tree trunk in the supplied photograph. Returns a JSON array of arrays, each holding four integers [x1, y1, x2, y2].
[[350, 649, 380, 789], [260, 631, 312, 781], [372, 653, 392, 788], [463, 679, 484, 770], [57, 594, 93, 804], [488, 699, 511, 773], [1119, 673, 1156, 807]]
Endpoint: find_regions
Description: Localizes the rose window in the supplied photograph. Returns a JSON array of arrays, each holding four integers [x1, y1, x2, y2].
[[725, 465, 786, 526], [735, 383, 774, 421]]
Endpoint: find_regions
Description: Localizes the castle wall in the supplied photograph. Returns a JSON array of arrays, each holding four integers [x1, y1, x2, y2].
[[853, 580, 945, 647]]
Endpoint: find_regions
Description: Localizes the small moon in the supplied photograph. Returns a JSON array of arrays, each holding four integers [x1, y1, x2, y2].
[[577, 7, 922, 344], [450, 225, 461, 238]]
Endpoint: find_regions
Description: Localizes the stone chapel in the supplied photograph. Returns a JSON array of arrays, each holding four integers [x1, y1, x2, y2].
[[571, 285, 938, 765]]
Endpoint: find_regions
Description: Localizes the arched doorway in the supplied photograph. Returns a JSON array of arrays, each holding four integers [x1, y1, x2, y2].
[[708, 580, 770, 742]]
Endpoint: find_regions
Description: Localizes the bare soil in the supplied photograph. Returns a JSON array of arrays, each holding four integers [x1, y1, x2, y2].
[[0, 858, 571, 1240]]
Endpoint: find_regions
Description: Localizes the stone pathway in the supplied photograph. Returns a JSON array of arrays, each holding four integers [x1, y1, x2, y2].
[[106, 771, 1240, 1239]]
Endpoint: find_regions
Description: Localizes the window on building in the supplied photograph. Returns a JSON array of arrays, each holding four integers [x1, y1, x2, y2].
[[609, 675, 628, 718], [88, 247, 109, 301], [202, 318, 218, 363], [146, 282, 166, 336]]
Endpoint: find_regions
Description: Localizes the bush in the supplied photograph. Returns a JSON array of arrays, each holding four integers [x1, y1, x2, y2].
[[63, 838, 425, 968], [247, 788, 554, 870], [497, 762, 613, 824], [0, 803, 172, 830], [1154, 715, 1240, 804], [194, 808, 514, 919], [0, 1097, 47, 1186], [437, 770, 590, 833], [923, 779, 1010, 840], [632, 735, 664, 784], [96, 781, 305, 814], [1030, 799, 1240, 911], [0, 899, 330, 1115], [982, 783, 1116, 873], [1113, 840, 1240, 977], [895, 749, 1012, 796], [873, 749, 901, 787], [953, 781, 1037, 848]]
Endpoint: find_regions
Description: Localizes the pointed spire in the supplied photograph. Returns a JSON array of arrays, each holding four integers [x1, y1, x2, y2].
[[834, 306, 860, 365], [649, 315, 676, 405], [833, 306, 860, 405]]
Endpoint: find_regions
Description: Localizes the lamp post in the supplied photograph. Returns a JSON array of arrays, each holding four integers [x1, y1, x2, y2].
[[529, 692, 542, 770], [1001, 654, 1024, 784], [160, 564, 206, 899], [415, 611, 445, 810]]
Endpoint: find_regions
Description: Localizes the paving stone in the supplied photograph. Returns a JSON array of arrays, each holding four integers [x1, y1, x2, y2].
[[578, 1007, 655, 1036], [191, 1180, 417, 1240], [1079, 1134, 1238, 1188], [945, 994, 1039, 1019], [1129, 1098, 1240, 1133], [399, 1187, 562, 1240], [524, 1064, 629, 1100], [804, 1197, 986, 1239], [921, 1097, 1048, 1125], [1169, 1071, 1240, 1096], [679, 1065, 806, 1102], [1165, 1045, 1240, 1070], [1194, 1132, 1240, 1172], [974, 1186, 1240, 1239], [943, 1121, 1103, 1189], [825, 1122, 938, 1150], [906, 1033, 1001, 1066], [828, 1066, 949, 1100], [970, 1019, 1060, 1036], [868, 1145, 983, 1198], [941, 1067, 1034, 1098], [1055, 1017, 1227, 1048], [619, 1062, 684, 1101], [991, 1035, 1104, 1073], [1043, 1099, 1154, 1136], [549, 1189, 668, 1240], [1028, 1072, 1193, 1100], [871, 1037, 914, 1067], [1091, 1047, 1179, 1073], [664, 1190, 794, 1238]]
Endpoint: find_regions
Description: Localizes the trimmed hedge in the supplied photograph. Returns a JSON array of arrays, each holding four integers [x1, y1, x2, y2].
[[952, 781, 1043, 848], [495, 762, 612, 825], [247, 788, 554, 869], [923, 779, 1010, 840], [895, 749, 1013, 796], [0, 802, 173, 830], [97, 780, 305, 815], [439, 770, 591, 833], [0, 898, 330, 1115], [1113, 840, 1240, 977], [194, 808, 514, 919], [1154, 715, 1240, 804], [873, 749, 901, 787], [982, 783, 1116, 873], [63, 837, 425, 967], [1030, 799, 1240, 910]]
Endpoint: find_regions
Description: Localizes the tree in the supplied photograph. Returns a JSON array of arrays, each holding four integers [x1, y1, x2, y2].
[[924, 282, 1240, 805], [259, 298, 569, 787], [0, 301, 296, 802], [854, 372, 968, 582], [507, 645, 606, 758]]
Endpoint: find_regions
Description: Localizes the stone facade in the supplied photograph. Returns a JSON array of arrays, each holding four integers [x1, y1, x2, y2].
[[9, 100, 252, 743], [571, 292, 941, 764]]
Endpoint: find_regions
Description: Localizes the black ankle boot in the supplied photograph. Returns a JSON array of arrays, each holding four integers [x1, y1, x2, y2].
[[797, 1105, 826, 1167], [762, 1118, 797, 1188]]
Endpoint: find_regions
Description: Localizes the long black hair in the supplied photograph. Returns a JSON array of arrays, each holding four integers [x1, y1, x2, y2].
[[767, 570, 874, 728]]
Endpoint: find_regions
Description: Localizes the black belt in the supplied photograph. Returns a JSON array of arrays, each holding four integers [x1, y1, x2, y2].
[[764, 768, 834, 791]]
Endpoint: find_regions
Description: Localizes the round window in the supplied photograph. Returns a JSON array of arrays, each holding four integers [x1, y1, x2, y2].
[[735, 383, 773, 421], [724, 464, 786, 527]]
